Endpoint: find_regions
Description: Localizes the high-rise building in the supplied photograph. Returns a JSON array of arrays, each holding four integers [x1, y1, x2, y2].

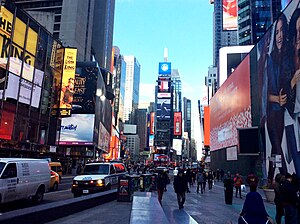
[[238, 0, 282, 46], [123, 56, 140, 123], [183, 97, 192, 140], [135, 109, 148, 153], [14, 0, 115, 70], [171, 69, 182, 112], [211, 0, 238, 67]]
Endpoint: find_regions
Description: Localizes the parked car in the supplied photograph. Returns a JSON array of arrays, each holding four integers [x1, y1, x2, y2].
[[0, 158, 50, 204], [50, 170, 59, 191], [72, 162, 126, 197]]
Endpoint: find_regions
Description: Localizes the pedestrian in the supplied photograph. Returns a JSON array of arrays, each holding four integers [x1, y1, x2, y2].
[[207, 171, 214, 190], [196, 169, 205, 194], [281, 173, 298, 224], [234, 173, 243, 199], [216, 169, 220, 182], [223, 171, 234, 205], [186, 168, 192, 191], [246, 171, 259, 192], [156, 170, 168, 206], [220, 169, 225, 181], [238, 191, 274, 224], [273, 173, 285, 224], [173, 170, 188, 209]]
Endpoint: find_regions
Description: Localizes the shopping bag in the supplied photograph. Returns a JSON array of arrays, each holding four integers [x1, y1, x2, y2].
[[241, 184, 246, 192]]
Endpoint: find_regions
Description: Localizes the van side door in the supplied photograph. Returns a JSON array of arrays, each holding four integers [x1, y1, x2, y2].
[[110, 164, 118, 186], [1, 163, 18, 203]]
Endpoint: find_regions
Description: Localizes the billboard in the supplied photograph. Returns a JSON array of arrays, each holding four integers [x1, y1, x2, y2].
[[210, 55, 251, 151], [72, 68, 97, 114], [149, 135, 154, 147], [222, 0, 237, 31], [59, 114, 95, 145], [157, 92, 171, 98], [158, 77, 170, 92], [156, 98, 171, 120], [204, 106, 210, 146], [158, 62, 171, 75], [173, 112, 182, 136], [172, 139, 182, 156], [150, 112, 155, 135], [153, 154, 169, 161]]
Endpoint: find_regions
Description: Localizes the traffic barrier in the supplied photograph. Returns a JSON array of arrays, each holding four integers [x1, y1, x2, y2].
[[0, 189, 117, 224]]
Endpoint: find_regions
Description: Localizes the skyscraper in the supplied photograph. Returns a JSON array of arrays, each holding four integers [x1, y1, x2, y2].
[[171, 69, 182, 112], [238, 0, 282, 45], [211, 0, 238, 67], [123, 56, 140, 123], [183, 97, 191, 140], [14, 0, 115, 70]]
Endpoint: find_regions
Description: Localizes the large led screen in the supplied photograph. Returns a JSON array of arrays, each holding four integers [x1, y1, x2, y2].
[[210, 55, 251, 151], [156, 98, 171, 120], [59, 114, 94, 145], [222, 0, 237, 31], [173, 112, 182, 136]]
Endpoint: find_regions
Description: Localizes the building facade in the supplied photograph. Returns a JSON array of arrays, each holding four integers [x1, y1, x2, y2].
[[171, 69, 182, 112], [123, 56, 140, 124], [183, 97, 191, 140]]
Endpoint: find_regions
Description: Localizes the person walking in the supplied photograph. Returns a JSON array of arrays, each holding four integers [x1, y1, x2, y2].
[[223, 171, 234, 205], [273, 173, 285, 224], [246, 171, 259, 192], [207, 171, 214, 190], [196, 170, 205, 194], [220, 169, 225, 181], [156, 170, 168, 206], [216, 169, 220, 182], [234, 173, 243, 199], [173, 170, 188, 209], [281, 173, 298, 224]]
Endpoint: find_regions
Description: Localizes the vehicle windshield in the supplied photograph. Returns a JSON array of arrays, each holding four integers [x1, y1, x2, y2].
[[0, 162, 5, 174], [83, 164, 109, 175]]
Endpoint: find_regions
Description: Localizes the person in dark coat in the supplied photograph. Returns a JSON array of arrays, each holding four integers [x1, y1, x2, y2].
[[207, 171, 214, 190], [273, 173, 285, 224], [281, 173, 298, 224], [220, 169, 225, 181], [239, 191, 274, 224], [246, 171, 259, 192], [196, 170, 205, 194], [156, 170, 168, 205], [173, 170, 188, 209], [223, 171, 234, 204]]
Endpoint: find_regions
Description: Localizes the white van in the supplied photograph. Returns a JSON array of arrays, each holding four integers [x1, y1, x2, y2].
[[0, 158, 50, 204], [72, 162, 126, 197]]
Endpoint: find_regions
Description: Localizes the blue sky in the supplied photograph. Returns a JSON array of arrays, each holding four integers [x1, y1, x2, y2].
[[113, 0, 214, 107]]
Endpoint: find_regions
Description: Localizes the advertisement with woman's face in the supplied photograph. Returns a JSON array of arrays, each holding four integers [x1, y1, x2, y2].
[[258, 1, 300, 181]]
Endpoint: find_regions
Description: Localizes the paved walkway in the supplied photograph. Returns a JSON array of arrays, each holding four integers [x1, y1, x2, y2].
[[47, 181, 277, 224]]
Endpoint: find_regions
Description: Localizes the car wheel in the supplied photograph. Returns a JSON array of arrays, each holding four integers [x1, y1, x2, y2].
[[33, 186, 45, 204], [53, 182, 58, 191]]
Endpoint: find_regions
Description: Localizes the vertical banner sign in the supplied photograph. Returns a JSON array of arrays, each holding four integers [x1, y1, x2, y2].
[[173, 112, 182, 136], [59, 48, 77, 116], [204, 106, 210, 146], [150, 112, 155, 135]]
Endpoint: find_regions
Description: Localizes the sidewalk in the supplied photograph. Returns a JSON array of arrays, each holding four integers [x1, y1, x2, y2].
[[47, 180, 276, 224]]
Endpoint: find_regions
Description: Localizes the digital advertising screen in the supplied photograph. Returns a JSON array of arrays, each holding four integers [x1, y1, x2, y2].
[[158, 62, 171, 75], [173, 112, 182, 136], [222, 0, 237, 31], [156, 98, 171, 120], [59, 114, 95, 145]]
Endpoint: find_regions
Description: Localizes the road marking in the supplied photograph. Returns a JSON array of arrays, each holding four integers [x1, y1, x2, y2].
[[46, 189, 71, 195]]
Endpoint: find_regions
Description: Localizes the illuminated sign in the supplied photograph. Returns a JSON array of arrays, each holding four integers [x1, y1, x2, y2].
[[222, 0, 237, 31], [156, 98, 171, 120], [173, 112, 182, 136], [158, 62, 171, 75], [59, 114, 94, 145]]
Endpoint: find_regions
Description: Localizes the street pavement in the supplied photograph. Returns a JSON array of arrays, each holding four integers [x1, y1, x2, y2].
[[47, 180, 277, 224]]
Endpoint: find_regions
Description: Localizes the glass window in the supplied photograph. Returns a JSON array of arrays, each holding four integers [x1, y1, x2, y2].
[[1, 163, 17, 178], [83, 164, 109, 175]]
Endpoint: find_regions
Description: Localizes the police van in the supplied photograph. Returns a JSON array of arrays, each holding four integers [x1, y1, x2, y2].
[[0, 158, 50, 204], [72, 162, 126, 197]]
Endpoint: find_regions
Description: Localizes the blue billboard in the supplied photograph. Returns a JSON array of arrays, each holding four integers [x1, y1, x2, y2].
[[158, 62, 171, 75]]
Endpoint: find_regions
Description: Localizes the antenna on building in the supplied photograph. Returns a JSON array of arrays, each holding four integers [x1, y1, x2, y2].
[[164, 47, 168, 62]]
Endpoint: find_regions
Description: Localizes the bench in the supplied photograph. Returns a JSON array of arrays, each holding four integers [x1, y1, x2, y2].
[[130, 192, 169, 224]]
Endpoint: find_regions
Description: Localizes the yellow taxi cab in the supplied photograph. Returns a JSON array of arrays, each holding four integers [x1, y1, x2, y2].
[[49, 162, 63, 182], [50, 170, 59, 191]]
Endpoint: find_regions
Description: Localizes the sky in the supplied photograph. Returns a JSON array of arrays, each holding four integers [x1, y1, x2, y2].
[[113, 0, 214, 108]]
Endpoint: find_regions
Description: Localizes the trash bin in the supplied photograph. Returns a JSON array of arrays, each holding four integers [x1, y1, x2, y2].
[[150, 174, 157, 191], [140, 174, 153, 192], [131, 174, 140, 192], [117, 175, 134, 202]]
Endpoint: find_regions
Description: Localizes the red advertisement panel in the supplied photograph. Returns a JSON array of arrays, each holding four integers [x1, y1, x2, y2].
[[173, 112, 182, 136], [150, 112, 155, 135], [204, 106, 210, 146], [210, 55, 251, 151], [0, 103, 16, 140], [223, 0, 237, 31]]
